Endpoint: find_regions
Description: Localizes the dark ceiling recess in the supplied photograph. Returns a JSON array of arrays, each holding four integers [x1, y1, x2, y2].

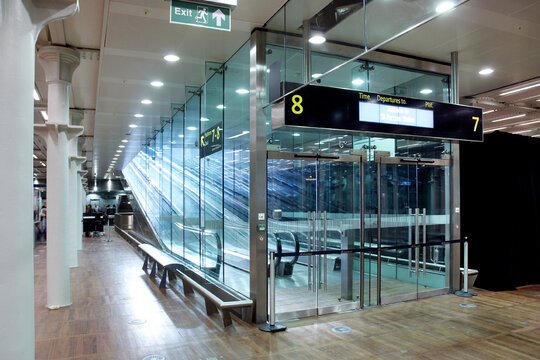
[[306, 0, 371, 33]]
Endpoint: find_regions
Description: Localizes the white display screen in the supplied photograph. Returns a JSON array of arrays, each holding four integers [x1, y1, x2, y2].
[[359, 102, 434, 129]]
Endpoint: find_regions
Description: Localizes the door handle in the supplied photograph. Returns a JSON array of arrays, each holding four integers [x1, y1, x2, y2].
[[408, 207, 413, 277], [313, 211, 317, 292], [423, 208, 427, 278], [415, 208, 419, 281], [323, 211, 327, 292], [307, 211, 312, 290]]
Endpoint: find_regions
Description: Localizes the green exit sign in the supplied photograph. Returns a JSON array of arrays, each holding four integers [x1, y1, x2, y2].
[[170, 0, 231, 32]]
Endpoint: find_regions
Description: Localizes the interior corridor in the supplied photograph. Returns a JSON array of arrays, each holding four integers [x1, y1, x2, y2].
[[33, 230, 540, 360]]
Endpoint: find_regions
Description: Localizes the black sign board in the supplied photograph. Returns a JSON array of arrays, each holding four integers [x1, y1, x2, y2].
[[280, 85, 483, 142], [200, 122, 223, 158]]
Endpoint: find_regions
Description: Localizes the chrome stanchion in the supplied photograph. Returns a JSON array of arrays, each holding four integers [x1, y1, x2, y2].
[[259, 252, 287, 332], [455, 237, 476, 297], [106, 215, 113, 242]]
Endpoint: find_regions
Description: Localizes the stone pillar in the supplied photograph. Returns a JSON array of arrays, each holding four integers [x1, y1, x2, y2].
[[69, 111, 85, 267], [0, 2, 78, 359], [35, 46, 83, 309]]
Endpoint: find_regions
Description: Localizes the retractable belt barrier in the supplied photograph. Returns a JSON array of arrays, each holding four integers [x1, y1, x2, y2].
[[260, 237, 471, 333]]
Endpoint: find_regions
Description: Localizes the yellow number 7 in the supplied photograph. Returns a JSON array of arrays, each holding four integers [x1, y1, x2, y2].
[[472, 116, 479, 132]]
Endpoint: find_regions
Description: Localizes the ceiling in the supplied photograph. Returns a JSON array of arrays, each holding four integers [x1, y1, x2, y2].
[[33, 0, 540, 180]]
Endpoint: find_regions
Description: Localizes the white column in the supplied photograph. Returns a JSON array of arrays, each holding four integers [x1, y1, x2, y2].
[[68, 111, 85, 267], [78, 169, 88, 247], [35, 46, 83, 309], [0, 2, 79, 358]]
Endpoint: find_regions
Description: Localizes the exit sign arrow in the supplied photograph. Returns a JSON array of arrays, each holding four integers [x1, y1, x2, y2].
[[170, 1, 231, 32], [212, 9, 225, 27]]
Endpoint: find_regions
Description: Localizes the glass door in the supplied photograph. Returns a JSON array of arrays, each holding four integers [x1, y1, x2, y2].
[[376, 152, 450, 304], [267, 151, 365, 318]]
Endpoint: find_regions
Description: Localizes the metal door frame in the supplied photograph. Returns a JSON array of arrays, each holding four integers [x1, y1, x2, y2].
[[267, 150, 367, 318], [375, 151, 451, 305]]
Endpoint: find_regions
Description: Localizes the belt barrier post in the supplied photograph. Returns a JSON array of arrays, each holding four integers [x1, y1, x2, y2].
[[455, 237, 475, 297], [259, 251, 286, 332]]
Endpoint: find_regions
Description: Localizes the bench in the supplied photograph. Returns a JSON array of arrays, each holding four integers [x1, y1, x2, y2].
[[137, 243, 253, 327], [139, 244, 183, 289]]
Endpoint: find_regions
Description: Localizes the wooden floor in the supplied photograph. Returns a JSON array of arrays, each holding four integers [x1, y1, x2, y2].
[[34, 231, 540, 359]]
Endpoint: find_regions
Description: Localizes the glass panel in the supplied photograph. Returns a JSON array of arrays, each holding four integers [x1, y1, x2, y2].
[[317, 159, 362, 309], [171, 109, 184, 257], [379, 162, 418, 301], [223, 42, 250, 296], [160, 123, 172, 249], [201, 69, 224, 280], [184, 92, 201, 267], [268, 157, 317, 316]]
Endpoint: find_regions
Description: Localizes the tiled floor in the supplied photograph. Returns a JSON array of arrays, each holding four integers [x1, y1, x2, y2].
[[34, 231, 540, 359]]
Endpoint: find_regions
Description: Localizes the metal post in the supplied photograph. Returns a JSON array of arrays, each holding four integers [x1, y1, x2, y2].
[[360, 160, 365, 309], [376, 160, 382, 306], [259, 252, 287, 332], [455, 237, 475, 297], [423, 208, 427, 278]]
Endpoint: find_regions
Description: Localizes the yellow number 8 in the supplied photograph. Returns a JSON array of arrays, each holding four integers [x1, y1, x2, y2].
[[291, 95, 303, 115]]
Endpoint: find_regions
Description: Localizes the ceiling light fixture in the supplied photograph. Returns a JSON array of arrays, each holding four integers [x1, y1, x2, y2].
[[483, 110, 495, 115], [235, 89, 249, 94], [134, 114, 144, 118], [141, 99, 152, 105], [121, 140, 128, 143], [150, 81, 164, 87], [216, 104, 226, 109], [178, 134, 184, 138], [352, 79, 365, 86], [129, 124, 138, 128], [164, 54, 180, 62], [118, 145, 125, 148], [312, 73, 323, 79], [33, 88, 41, 101], [40, 110, 48, 121], [500, 83, 540, 96], [309, 35, 326, 45], [479, 68, 494, 75], [187, 126, 197, 131], [516, 119, 540, 126], [435, 2, 455, 13], [33, 154, 38, 159], [491, 114, 526, 123], [200, 117, 209, 122], [293, 133, 301, 137], [420, 89, 433, 95], [116, 150, 122, 153], [40, 162, 46, 167], [512, 129, 536, 134]]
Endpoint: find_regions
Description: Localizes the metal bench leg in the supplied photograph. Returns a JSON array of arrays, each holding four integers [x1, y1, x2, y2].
[[204, 298, 218, 316], [159, 269, 168, 289], [221, 309, 232, 327], [150, 260, 157, 278], [142, 255, 149, 270], [181, 277, 194, 295]]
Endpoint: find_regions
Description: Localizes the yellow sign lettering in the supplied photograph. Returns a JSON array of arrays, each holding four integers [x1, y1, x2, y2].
[[473, 116, 479, 132], [291, 95, 303, 115]]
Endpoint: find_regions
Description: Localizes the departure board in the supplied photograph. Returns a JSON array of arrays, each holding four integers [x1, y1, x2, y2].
[[277, 85, 483, 142]]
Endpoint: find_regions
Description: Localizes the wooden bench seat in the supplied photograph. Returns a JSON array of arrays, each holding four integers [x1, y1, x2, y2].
[[139, 244, 183, 289]]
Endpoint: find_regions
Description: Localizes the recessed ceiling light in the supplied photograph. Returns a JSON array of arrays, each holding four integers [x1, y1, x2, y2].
[[40, 162, 46, 167], [483, 110, 495, 115], [33, 154, 38, 159], [118, 145, 125, 148], [537, 99, 540, 102], [293, 133, 301, 137], [150, 81, 164, 87], [435, 2, 455, 14], [312, 73, 323, 79], [352, 79, 365, 86], [187, 126, 197, 131], [309, 35, 326, 45], [420, 89, 433, 95], [121, 140, 128, 143], [178, 134, 184, 138], [500, 83, 540, 96], [479, 68, 494, 75], [141, 99, 152, 105], [492, 114, 526, 123], [129, 124, 138, 128], [134, 114, 143, 118], [40, 110, 48, 121], [216, 105, 226, 109], [200, 117, 209, 122], [116, 150, 122, 153], [33, 88, 40, 101], [236, 89, 249, 94], [164, 54, 180, 62]]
